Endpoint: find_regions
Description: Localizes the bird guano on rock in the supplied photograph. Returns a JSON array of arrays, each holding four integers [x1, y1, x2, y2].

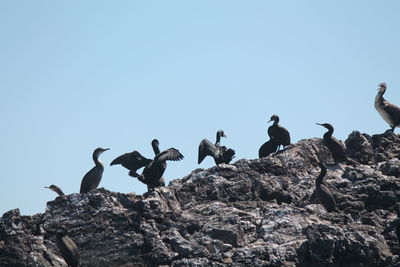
[[374, 82, 400, 133], [198, 130, 236, 165], [80, 147, 109, 194]]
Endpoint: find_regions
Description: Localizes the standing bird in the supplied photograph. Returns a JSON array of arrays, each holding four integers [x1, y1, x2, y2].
[[111, 140, 184, 191], [80, 147, 109, 194], [259, 138, 278, 158], [55, 228, 79, 267], [198, 130, 236, 165], [268, 115, 291, 150], [316, 123, 348, 164], [374, 82, 400, 132], [110, 139, 159, 177], [315, 162, 339, 213], [44, 185, 65, 197]]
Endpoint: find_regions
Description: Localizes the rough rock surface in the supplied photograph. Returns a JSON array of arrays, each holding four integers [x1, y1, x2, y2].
[[2, 131, 400, 266]]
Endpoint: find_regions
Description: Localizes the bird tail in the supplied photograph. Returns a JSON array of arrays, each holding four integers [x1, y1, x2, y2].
[[223, 149, 236, 164]]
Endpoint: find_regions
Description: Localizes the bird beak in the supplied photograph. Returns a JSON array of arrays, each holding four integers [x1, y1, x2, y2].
[[316, 123, 322, 126], [268, 119, 273, 123], [223, 134, 227, 138], [44, 186, 49, 189], [104, 148, 110, 151]]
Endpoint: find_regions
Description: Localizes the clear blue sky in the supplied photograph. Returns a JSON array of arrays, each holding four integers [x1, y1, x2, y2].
[[1, 1, 399, 215]]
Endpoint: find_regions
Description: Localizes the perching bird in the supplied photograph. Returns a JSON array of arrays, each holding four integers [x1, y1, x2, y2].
[[374, 82, 400, 132], [112, 140, 184, 191], [55, 228, 79, 267], [315, 162, 339, 213], [316, 123, 348, 164], [44, 185, 65, 196], [110, 139, 160, 177], [268, 115, 290, 150], [80, 147, 109, 193], [198, 130, 236, 165], [259, 138, 278, 158]]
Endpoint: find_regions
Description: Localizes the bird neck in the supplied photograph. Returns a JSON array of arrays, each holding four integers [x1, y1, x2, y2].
[[375, 90, 385, 105], [93, 153, 103, 167], [273, 119, 279, 126], [54, 187, 65, 196], [152, 142, 161, 155], [216, 132, 221, 145], [316, 169, 326, 185], [324, 128, 333, 138]]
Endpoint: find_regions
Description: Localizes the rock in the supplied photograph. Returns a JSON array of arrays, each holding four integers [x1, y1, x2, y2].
[[1, 133, 400, 266]]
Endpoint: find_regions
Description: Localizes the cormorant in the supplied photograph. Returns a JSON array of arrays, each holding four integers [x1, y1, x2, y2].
[[315, 162, 339, 213], [316, 123, 348, 164], [44, 185, 65, 196], [268, 115, 290, 150], [112, 140, 184, 191], [198, 130, 236, 165], [374, 82, 400, 132], [110, 139, 160, 177], [80, 147, 109, 194], [55, 228, 79, 267], [259, 138, 278, 158]]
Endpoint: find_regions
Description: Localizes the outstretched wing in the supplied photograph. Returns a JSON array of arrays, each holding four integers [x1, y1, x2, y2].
[[155, 148, 184, 163], [110, 151, 150, 171], [221, 147, 236, 164], [198, 139, 219, 164]]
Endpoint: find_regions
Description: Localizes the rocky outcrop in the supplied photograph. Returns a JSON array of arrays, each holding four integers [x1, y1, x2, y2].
[[2, 131, 400, 266]]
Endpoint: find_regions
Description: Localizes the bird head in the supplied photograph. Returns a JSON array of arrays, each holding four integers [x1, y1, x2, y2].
[[54, 227, 69, 238], [268, 114, 279, 123], [94, 147, 109, 156], [44, 185, 58, 191], [217, 130, 226, 138], [151, 139, 159, 147], [378, 82, 387, 93], [316, 123, 333, 131]]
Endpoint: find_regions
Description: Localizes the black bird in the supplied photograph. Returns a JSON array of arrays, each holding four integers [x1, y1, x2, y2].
[[315, 162, 339, 213], [268, 115, 290, 150], [198, 130, 236, 165], [374, 82, 400, 132], [110, 139, 159, 177], [55, 228, 79, 267], [316, 123, 348, 164], [112, 140, 184, 191], [44, 185, 65, 196], [259, 138, 278, 158], [80, 147, 109, 193]]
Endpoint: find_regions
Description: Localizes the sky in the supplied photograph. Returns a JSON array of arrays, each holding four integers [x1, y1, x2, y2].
[[1, 1, 399, 216]]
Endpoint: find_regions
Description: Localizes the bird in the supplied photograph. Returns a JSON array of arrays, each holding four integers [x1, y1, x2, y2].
[[110, 139, 159, 177], [80, 147, 109, 194], [316, 123, 348, 164], [259, 138, 278, 158], [198, 130, 236, 165], [268, 115, 290, 150], [55, 228, 79, 267], [44, 185, 65, 197], [315, 162, 339, 213], [112, 140, 184, 191], [374, 82, 400, 132]]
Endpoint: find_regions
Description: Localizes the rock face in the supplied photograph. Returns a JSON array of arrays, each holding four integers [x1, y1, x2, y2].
[[2, 131, 400, 266]]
